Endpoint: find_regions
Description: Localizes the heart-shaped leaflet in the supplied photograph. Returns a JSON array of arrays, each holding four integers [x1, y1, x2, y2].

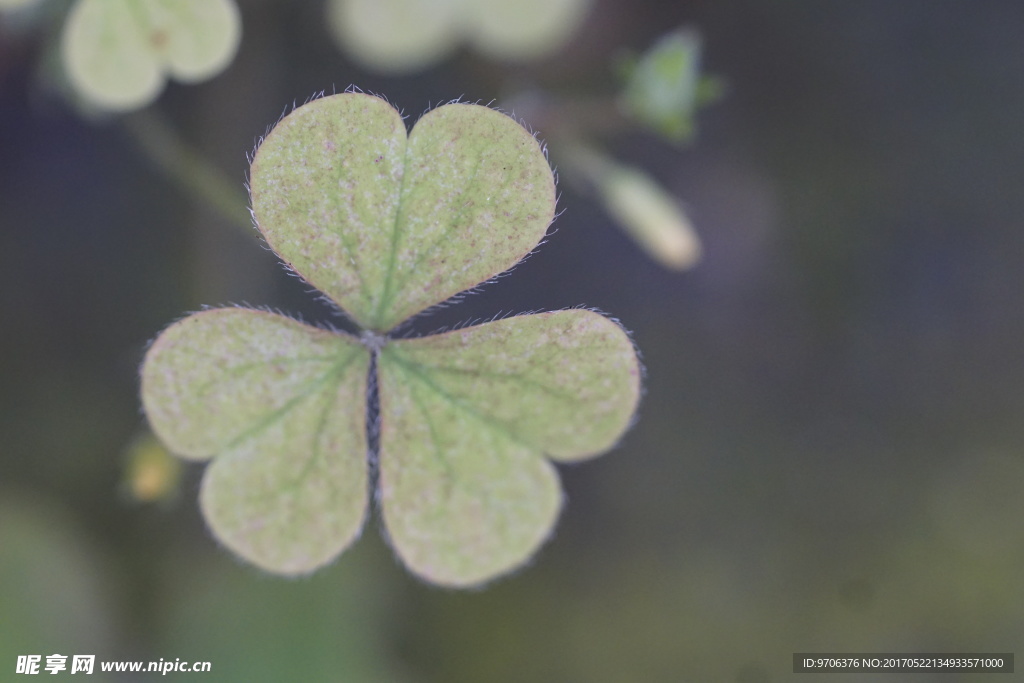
[[249, 93, 555, 332], [142, 93, 641, 587]]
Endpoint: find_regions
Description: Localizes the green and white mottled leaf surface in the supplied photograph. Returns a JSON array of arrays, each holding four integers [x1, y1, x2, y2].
[[141, 309, 371, 574], [326, 0, 459, 74], [376, 309, 641, 586], [250, 93, 555, 332], [61, 0, 241, 112]]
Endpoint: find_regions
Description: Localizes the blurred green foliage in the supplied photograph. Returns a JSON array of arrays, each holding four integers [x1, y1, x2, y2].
[[0, 496, 116, 681], [618, 27, 724, 145], [156, 543, 409, 683]]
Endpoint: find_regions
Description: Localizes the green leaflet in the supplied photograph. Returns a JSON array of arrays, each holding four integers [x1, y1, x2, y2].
[[250, 93, 555, 332], [61, 0, 241, 112], [142, 309, 370, 574], [143, 94, 642, 586], [382, 310, 640, 462], [378, 310, 640, 586]]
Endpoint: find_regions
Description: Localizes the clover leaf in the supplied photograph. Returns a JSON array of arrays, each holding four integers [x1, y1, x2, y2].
[[142, 93, 641, 587], [61, 0, 241, 112]]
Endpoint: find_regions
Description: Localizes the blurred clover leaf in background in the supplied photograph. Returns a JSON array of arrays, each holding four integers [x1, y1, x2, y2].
[[141, 92, 642, 588], [60, 0, 241, 112], [326, 0, 591, 74], [617, 27, 724, 146]]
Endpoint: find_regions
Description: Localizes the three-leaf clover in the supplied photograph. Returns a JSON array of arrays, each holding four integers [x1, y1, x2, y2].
[[141, 93, 641, 587]]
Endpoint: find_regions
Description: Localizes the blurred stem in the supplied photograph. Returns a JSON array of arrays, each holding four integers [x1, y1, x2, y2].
[[121, 109, 252, 234]]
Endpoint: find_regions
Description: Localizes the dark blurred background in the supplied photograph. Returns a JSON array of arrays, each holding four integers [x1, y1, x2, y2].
[[2, 1, 1023, 681]]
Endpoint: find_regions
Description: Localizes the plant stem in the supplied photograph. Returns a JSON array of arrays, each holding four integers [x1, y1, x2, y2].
[[121, 109, 252, 234]]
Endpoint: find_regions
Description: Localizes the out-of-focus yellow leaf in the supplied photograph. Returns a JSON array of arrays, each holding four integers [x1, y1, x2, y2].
[[122, 431, 183, 503]]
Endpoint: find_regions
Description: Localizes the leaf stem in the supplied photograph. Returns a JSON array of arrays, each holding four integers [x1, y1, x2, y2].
[[121, 108, 252, 234]]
